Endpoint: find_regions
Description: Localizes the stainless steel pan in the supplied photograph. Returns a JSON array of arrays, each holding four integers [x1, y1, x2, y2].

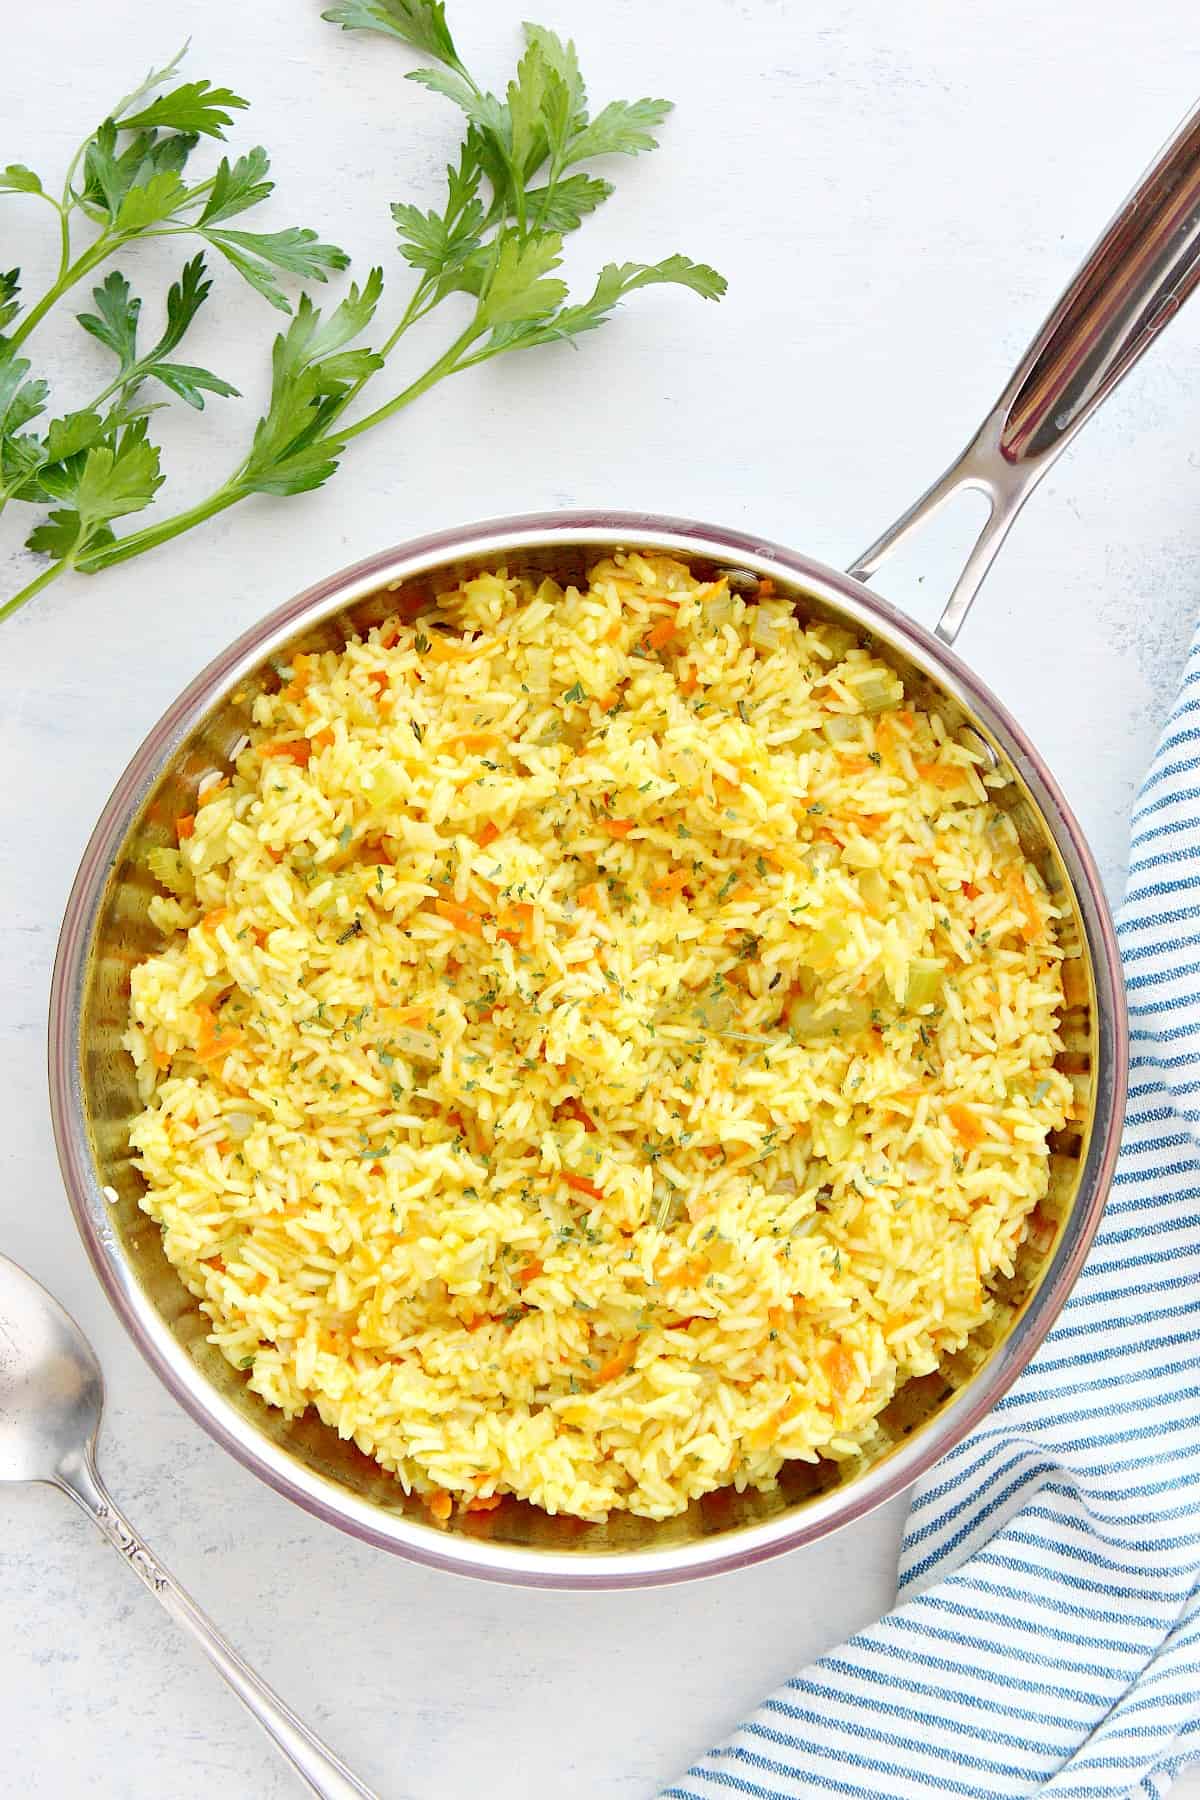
[[48, 99, 1200, 1588]]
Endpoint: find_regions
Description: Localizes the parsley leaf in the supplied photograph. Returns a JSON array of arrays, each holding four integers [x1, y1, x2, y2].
[[1, 165, 43, 195], [118, 80, 249, 140], [564, 97, 673, 165], [201, 227, 351, 313], [476, 233, 566, 328], [525, 173, 612, 232], [495, 255, 726, 348], [0, 344, 49, 440], [25, 419, 163, 563], [322, 0, 461, 64], [198, 147, 274, 225], [115, 171, 189, 232], [239, 273, 385, 494], [77, 272, 142, 372], [0, 268, 23, 337], [78, 258, 239, 410]]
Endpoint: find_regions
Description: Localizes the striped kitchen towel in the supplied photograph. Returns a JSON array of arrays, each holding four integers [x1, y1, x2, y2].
[[665, 641, 1200, 1800]]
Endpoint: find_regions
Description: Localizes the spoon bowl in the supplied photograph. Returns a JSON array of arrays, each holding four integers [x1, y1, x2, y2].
[[0, 1256, 102, 1489]]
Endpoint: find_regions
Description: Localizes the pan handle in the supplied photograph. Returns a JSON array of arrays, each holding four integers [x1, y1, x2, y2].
[[848, 95, 1200, 646]]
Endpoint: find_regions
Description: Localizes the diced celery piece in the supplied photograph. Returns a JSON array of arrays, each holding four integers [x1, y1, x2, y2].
[[847, 667, 904, 713], [147, 847, 194, 897], [857, 867, 888, 912], [904, 958, 944, 1010]]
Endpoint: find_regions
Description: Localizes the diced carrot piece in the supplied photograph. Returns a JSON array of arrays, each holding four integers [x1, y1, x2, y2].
[[434, 898, 486, 937], [840, 756, 869, 775], [601, 819, 635, 838], [202, 907, 229, 932], [281, 654, 315, 701], [499, 902, 535, 941], [749, 1394, 803, 1448], [258, 738, 312, 766], [425, 1490, 453, 1523], [916, 761, 965, 789], [678, 671, 698, 695], [389, 1005, 428, 1028], [424, 634, 487, 662], [563, 1172, 604, 1201], [451, 730, 502, 753], [646, 616, 677, 650], [822, 1344, 857, 1396], [517, 1259, 543, 1283], [577, 882, 604, 911], [477, 820, 500, 847], [465, 1493, 503, 1513], [661, 1256, 708, 1288], [175, 814, 195, 840], [947, 1103, 984, 1148], [650, 866, 691, 898], [596, 1340, 637, 1383], [1005, 867, 1042, 942], [194, 1004, 243, 1064], [311, 726, 335, 753], [757, 577, 775, 597]]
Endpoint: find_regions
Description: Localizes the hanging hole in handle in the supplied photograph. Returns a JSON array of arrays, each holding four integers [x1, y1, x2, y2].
[[851, 485, 997, 635]]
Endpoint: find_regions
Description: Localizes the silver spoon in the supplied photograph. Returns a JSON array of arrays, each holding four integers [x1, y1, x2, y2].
[[0, 1253, 379, 1799]]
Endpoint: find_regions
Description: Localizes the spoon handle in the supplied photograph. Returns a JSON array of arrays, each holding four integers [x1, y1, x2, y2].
[[57, 1451, 380, 1800]]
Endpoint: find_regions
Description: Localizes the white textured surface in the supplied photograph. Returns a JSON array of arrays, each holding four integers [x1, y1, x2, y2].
[[2, 2, 1200, 1796]]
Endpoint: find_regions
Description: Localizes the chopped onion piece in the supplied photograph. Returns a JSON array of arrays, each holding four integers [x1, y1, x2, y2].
[[392, 1026, 439, 1064], [749, 609, 779, 651]]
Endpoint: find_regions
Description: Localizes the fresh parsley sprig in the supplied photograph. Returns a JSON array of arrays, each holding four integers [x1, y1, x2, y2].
[[1, 7, 725, 622]]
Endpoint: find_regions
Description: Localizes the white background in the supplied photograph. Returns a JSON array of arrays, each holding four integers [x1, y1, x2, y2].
[[3, 2, 1200, 1795]]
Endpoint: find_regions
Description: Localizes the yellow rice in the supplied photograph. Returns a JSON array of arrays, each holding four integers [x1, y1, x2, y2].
[[125, 552, 1073, 1522]]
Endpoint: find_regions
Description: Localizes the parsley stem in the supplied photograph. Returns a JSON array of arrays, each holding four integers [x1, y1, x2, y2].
[[337, 324, 481, 444], [8, 237, 117, 352], [56, 200, 72, 287], [72, 326, 480, 575], [324, 273, 438, 428], [0, 555, 70, 624], [77, 486, 245, 573]]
